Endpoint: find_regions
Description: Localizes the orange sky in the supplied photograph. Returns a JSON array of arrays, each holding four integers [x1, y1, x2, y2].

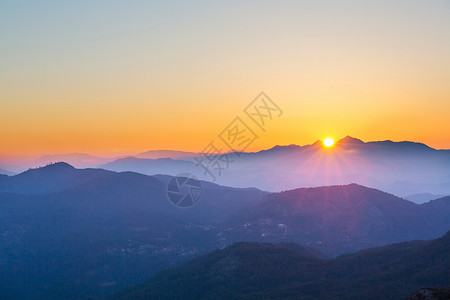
[[1, 1, 449, 157]]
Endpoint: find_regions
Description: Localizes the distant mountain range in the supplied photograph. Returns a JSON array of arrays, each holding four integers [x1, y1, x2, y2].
[[136, 150, 202, 159], [0, 151, 203, 173], [98, 157, 198, 177], [404, 193, 446, 204], [110, 231, 450, 300], [0, 168, 15, 176], [1, 137, 449, 198], [218, 136, 450, 197], [0, 163, 449, 298], [97, 136, 450, 198]]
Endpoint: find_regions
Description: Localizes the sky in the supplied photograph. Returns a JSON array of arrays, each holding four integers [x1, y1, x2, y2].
[[1, 0, 450, 157]]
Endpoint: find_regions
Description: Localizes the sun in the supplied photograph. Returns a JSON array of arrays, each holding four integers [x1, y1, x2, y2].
[[323, 137, 335, 147]]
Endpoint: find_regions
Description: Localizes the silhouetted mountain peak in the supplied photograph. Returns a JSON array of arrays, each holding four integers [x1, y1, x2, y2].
[[278, 183, 383, 198], [337, 135, 365, 145], [0, 162, 117, 195], [273, 183, 413, 210], [30, 162, 76, 173], [310, 140, 323, 147], [367, 140, 434, 151], [17, 161, 77, 180]]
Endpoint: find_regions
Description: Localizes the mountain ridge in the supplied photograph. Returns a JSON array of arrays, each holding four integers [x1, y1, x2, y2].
[[110, 231, 450, 300], [78, 136, 450, 197]]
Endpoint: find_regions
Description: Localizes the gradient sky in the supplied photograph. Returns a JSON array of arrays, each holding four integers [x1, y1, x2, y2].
[[1, 0, 450, 157]]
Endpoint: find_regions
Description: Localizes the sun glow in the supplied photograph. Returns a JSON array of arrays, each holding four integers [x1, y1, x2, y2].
[[323, 137, 335, 147]]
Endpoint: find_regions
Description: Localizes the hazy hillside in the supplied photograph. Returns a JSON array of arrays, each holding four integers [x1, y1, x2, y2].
[[0, 166, 267, 299], [0, 162, 115, 194], [217, 184, 450, 255], [110, 231, 450, 300]]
